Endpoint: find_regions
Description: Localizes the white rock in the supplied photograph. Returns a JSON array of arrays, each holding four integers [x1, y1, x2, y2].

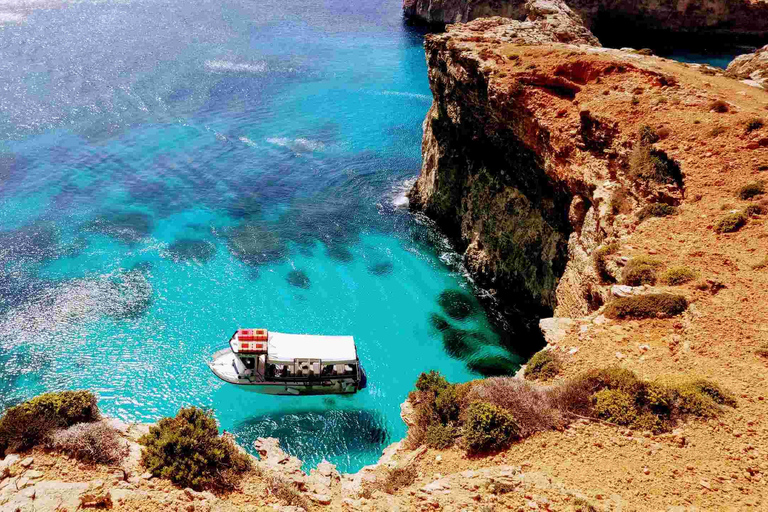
[[25, 470, 44, 479], [20, 457, 34, 468], [309, 493, 331, 505], [568, 347, 579, 355], [615, 351, 626, 360]]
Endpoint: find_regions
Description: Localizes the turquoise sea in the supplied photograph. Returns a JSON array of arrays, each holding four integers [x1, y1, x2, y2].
[[0, 0, 741, 471], [0, 0, 525, 471]]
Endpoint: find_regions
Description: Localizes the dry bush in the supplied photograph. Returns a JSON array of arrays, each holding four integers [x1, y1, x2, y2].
[[628, 144, 682, 185], [49, 421, 128, 465], [745, 117, 764, 133], [610, 188, 632, 215], [266, 475, 310, 509], [468, 378, 569, 438], [709, 99, 729, 113], [637, 203, 677, 222]]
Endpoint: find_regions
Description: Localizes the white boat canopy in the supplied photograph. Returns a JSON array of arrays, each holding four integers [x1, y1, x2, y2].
[[266, 332, 358, 365]]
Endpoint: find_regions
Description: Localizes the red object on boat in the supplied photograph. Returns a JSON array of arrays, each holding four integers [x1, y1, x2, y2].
[[239, 341, 267, 353], [238, 329, 256, 341], [254, 328, 268, 341]]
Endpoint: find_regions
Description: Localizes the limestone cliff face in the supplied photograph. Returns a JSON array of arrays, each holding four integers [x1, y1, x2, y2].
[[727, 44, 768, 90], [408, 8, 685, 322], [403, 0, 768, 43]]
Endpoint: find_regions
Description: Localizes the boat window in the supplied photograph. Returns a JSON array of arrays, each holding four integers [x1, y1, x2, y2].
[[241, 357, 256, 370]]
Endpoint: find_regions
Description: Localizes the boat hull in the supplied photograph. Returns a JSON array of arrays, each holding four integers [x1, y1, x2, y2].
[[207, 348, 363, 396]]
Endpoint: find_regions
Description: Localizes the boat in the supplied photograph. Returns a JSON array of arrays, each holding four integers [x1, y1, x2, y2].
[[207, 328, 367, 395]]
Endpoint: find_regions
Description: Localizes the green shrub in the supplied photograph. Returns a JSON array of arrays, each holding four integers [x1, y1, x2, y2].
[[709, 100, 729, 113], [659, 266, 697, 285], [594, 242, 620, 283], [639, 125, 659, 144], [434, 384, 461, 423], [714, 212, 747, 233], [524, 350, 562, 381], [424, 423, 456, 449], [621, 257, 663, 286], [684, 379, 736, 407], [637, 204, 678, 222], [628, 144, 682, 185], [139, 407, 251, 490], [415, 370, 450, 394], [738, 182, 765, 200], [593, 389, 638, 426], [604, 293, 688, 319], [0, 391, 99, 455], [464, 402, 519, 453], [578, 367, 643, 395]]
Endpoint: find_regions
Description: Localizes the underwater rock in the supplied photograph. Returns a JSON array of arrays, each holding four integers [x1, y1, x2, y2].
[[466, 355, 521, 377], [437, 290, 475, 320], [429, 313, 451, 332], [167, 238, 217, 263], [0, 221, 60, 265], [368, 261, 394, 276], [227, 222, 286, 266], [442, 327, 483, 359], [286, 269, 311, 289], [86, 211, 153, 244], [326, 244, 354, 263]]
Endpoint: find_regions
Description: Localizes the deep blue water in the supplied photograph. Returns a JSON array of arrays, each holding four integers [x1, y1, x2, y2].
[[0, 0, 524, 471]]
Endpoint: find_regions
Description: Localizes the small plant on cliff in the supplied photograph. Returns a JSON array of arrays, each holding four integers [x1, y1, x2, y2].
[[659, 266, 697, 286], [709, 125, 728, 138], [745, 203, 766, 217], [593, 242, 620, 283], [621, 257, 663, 287], [524, 350, 562, 381], [756, 344, 768, 358], [745, 117, 764, 133], [267, 475, 310, 509], [464, 402, 519, 453], [139, 407, 251, 490], [737, 182, 765, 200], [603, 293, 688, 320], [424, 423, 456, 449], [638, 125, 659, 144], [637, 203, 677, 222], [709, 99, 729, 113], [0, 390, 99, 455], [714, 212, 747, 233], [628, 144, 682, 185]]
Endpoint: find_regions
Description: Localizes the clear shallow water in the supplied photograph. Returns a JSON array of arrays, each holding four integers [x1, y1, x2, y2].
[[0, 0, 524, 470]]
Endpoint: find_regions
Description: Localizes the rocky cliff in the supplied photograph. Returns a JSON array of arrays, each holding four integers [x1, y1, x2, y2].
[[409, 2, 684, 323], [403, 0, 768, 45], [728, 44, 768, 90]]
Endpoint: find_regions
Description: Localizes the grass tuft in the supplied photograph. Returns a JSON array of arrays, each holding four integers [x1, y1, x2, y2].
[[714, 212, 747, 233], [621, 257, 663, 286], [524, 350, 562, 381], [604, 293, 688, 319], [659, 266, 697, 285], [738, 182, 765, 200]]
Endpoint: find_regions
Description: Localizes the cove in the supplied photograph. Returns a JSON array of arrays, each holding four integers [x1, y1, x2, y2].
[[0, 0, 523, 472]]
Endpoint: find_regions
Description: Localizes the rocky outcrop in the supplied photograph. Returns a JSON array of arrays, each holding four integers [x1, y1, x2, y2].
[[408, 11, 689, 325], [403, 0, 768, 45], [727, 44, 768, 90]]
